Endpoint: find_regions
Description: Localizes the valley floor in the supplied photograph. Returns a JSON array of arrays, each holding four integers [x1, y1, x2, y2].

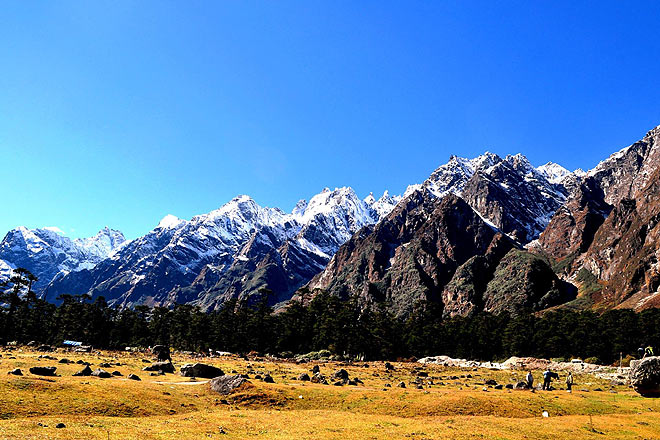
[[0, 349, 658, 439]]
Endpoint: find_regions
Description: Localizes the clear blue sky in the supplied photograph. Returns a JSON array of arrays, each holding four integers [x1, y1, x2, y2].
[[2, 1, 660, 239]]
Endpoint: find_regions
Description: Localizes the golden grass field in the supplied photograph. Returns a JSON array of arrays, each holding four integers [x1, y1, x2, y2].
[[0, 348, 659, 439]]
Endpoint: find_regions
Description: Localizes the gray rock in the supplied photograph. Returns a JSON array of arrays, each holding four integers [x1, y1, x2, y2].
[[297, 373, 311, 381], [112, 370, 123, 376], [127, 374, 141, 381], [91, 369, 112, 378], [29, 366, 57, 376], [263, 374, 274, 383], [630, 357, 660, 397], [180, 363, 224, 379], [209, 375, 249, 395], [8, 368, 22, 376]]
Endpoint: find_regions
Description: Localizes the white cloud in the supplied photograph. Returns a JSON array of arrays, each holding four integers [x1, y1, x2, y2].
[[44, 226, 66, 235]]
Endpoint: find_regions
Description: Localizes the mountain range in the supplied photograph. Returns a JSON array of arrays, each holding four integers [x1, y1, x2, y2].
[[2, 124, 659, 317]]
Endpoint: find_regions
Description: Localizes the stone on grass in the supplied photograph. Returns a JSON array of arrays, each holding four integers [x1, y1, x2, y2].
[[91, 369, 112, 378], [180, 363, 225, 379], [8, 368, 23, 376], [73, 365, 93, 376], [29, 366, 57, 376], [143, 361, 175, 374], [297, 373, 310, 381], [630, 357, 660, 397], [209, 375, 249, 395]]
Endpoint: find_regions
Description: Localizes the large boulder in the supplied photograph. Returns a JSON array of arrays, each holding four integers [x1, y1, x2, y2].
[[152, 345, 171, 362], [630, 357, 660, 397], [29, 366, 57, 376], [180, 363, 224, 379], [209, 375, 250, 395], [143, 361, 175, 373]]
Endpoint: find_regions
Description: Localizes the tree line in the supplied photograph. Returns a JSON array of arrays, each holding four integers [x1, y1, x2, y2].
[[1, 268, 658, 364]]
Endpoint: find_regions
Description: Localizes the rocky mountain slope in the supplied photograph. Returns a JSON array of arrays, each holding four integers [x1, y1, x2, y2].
[[533, 125, 660, 311], [0, 227, 126, 291], [3, 123, 659, 317], [41, 188, 400, 308]]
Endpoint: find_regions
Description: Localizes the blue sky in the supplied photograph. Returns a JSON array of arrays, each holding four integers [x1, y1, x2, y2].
[[2, 1, 660, 239]]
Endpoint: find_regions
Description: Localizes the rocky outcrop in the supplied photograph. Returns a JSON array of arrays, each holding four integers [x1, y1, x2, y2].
[[630, 357, 660, 397], [143, 361, 175, 373], [309, 191, 514, 316], [29, 366, 57, 376], [534, 177, 612, 264], [581, 168, 660, 309]]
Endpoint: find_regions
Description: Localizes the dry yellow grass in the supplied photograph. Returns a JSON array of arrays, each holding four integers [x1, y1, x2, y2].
[[0, 348, 657, 439]]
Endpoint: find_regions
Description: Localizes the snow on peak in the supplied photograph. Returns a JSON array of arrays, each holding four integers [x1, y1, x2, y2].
[[43, 226, 65, 235], [536, 162, 573, 184], [157, 214, 185, 230]]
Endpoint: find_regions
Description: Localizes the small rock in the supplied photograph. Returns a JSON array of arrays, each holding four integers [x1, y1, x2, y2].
[[8, 368, 23, 376], [73, 365, 93, 377], [91, 369, 112, 378], [263, 374, 274, 383], [55, 423, 66, 429], [397, 381, 406, 388], [112, 370, 123, 376], [127, 374, 141, 381], [297, 373, 311, 381]]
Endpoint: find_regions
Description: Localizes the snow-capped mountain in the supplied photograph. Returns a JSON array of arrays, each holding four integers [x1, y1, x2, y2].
[[0, 226, 126, 291], [402, 152, 580, 243], [42, 187, 398, 309]]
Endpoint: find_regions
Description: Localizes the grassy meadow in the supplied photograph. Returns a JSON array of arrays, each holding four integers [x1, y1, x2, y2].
[[0, 348, 658, 439]]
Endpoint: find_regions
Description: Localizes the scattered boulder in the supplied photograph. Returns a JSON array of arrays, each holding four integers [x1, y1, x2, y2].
[[76, 360, 86, 365], [630, 357, 660, 397], [98, 362, 112, 368], [385, 362, 395, 371], [263, 374, 274, 383], [180, 363, 225, 379], [333, 380, 344, 386], [297, 373, 310, 381], [73, 365, 93, 376], [127, 374, 141, 381], [515, 381, 528, 390], [91, 369, 112, 378], [494, 384, 503, 390], [311, 365, 320, 374], [112, 371, 123, 376], [29, 366, 57, 376], [485, 379, 498, 386], [152, 345, 171, 362], [8, 368, 23, 376], [209, 375, 250, 395], [311, 373, 327, 385], [36, 345, 54, 352], [55, 423, 66, 429], [143, 361, 175, 374], [505, 384, 514, 389], [397, 381, 406, 388], [58, 358, 72, 364], [332, 369, 349, 381]]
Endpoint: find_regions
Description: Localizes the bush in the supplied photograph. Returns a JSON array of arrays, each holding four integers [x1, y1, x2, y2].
[[584, 357, 600, 365]]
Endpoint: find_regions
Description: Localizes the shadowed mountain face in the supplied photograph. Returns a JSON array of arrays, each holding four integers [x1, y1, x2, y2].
[[532, 125, 660, 311]]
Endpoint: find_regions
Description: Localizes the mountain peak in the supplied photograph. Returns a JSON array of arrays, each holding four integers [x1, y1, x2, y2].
[[157, 214, 184, 230]]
